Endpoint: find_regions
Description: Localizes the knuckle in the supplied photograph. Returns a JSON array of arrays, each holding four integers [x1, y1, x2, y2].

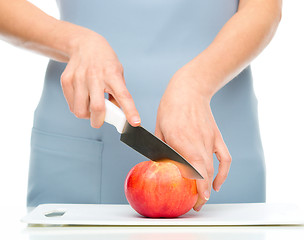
[[222, 154, 232, 163], [90, 102, 105, 112], [61, 72, 73, 87]]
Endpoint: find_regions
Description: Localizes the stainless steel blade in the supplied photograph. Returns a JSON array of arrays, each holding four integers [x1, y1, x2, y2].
[[120, 122, 204, 179]]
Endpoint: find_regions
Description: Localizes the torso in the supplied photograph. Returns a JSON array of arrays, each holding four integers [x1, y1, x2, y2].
[[27, 0, 266, 207]]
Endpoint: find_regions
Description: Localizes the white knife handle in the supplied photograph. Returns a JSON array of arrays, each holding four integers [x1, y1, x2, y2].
[[104, 99, 126, 133]]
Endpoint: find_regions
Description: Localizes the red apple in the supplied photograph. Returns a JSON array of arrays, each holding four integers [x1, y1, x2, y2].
[[124, 159, 198, 218]]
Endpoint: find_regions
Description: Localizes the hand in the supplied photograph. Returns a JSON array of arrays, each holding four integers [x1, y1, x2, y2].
[[155, 61, 232, 212], [60, 30, 140, 128]]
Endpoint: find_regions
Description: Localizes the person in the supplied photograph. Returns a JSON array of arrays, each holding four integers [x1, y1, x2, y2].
[[0, 0, 281, 212]]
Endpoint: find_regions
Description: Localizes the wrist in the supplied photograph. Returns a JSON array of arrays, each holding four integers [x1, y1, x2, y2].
[[185, 53, 227, 100], [168, 70, 212, 106], [67, 24, 95, 57], [52, 20, 100, 59], [174, 62, 217, 101]]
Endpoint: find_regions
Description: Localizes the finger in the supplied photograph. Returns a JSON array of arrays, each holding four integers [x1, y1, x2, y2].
[[163, 136, 212, 212], [193, 176, 211, 212], [203, 138, 215, 180], [88, 76, 106, 128], [60, 63, 76, 112], [108, 94, 120, 108], [213, 133, 232, 192], [111, 80, 141, 127], [73, 71, 90, 119], [73, 89, 90, 119], [190, 148, 213, 212]]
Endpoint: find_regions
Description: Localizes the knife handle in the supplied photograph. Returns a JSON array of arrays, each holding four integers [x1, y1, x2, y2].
[[104, 99, 126, 133]]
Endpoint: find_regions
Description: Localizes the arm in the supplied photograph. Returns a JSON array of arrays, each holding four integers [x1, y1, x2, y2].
[[155, 0, 282, 212], [190, 0, 282, 98], [0, 0, 78, 62], [0, 0, 141, 127]]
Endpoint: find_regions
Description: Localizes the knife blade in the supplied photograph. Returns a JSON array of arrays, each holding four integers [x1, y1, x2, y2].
[[104, 99, 204, 180]]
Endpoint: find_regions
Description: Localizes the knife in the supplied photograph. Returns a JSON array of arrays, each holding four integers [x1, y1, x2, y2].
[[104, 99, 204, 180]]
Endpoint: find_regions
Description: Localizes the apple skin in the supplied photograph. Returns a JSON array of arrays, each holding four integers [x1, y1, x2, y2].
[[124, 159, 198, 218]]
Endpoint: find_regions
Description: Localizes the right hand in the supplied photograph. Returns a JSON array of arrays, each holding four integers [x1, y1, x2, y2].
[[60, 30, 141, 128]]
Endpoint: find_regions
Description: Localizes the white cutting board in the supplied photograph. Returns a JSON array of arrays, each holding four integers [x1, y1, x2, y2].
[[21, 203, 304, 226]]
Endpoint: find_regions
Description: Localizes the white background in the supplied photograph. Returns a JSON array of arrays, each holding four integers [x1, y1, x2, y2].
[[0, 0, 303, 229]]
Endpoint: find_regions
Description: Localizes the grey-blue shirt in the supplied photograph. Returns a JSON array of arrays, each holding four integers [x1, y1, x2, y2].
[[27, 0, 265, 207]]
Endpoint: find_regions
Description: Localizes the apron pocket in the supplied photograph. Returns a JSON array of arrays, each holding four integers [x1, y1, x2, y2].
[[27, 128, 104, 207]]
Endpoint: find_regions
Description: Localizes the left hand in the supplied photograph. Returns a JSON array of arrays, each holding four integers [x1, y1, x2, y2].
[[155, 60, 232, 212]]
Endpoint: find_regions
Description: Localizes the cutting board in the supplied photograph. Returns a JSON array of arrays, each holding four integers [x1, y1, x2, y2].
[[21, 203, 304, 226]]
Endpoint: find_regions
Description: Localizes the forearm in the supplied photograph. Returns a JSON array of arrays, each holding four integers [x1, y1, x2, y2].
[[193, 0, 282, 99], [0, 0, 94, 62]]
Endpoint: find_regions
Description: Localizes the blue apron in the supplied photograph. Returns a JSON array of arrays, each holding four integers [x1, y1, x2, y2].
[[27, 0, 266, 207]]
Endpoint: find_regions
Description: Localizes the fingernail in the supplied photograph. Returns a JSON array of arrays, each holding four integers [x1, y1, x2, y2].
[[195, 205, 202, 212], [204, 190, 210, 201], [215, 185, 222, 192], [132, 116, 141, 125]]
